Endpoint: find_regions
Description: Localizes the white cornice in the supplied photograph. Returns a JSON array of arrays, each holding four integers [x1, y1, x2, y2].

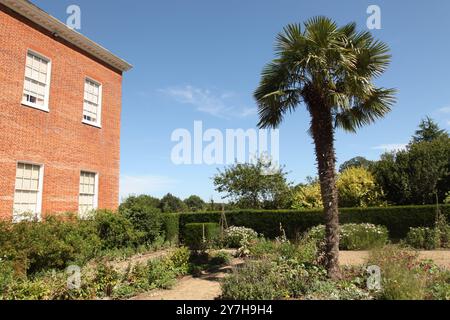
[[0, 0, 132, 72]]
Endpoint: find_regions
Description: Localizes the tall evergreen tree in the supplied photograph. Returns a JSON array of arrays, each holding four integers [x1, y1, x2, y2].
[[412, 117, 448, 143]]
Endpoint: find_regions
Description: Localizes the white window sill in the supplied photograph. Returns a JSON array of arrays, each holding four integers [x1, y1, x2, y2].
[[82, 119, 102, 129], [21, 101, 49, 113]]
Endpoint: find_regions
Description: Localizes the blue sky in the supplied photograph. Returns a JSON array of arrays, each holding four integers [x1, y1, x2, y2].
[[33, 0, 450, 202]]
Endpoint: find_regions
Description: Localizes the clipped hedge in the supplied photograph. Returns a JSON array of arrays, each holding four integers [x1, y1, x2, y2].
[[161, 213, 180, 244], [405, 227, 439, 250], [182, 223, 220, 250], [178, 205, 450, 240]]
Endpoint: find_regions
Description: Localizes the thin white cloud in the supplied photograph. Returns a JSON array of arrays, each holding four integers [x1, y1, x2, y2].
[[238, 107, 258, 118], [160, 85, 254, 119], [436, 106, 450, 127], [438, 106, 450, 114], [120, 175, 179, 201], [372, 144, 407, 152]]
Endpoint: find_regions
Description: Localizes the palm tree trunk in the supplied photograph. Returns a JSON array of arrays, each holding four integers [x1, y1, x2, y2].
[[309, 103, 341, 279]]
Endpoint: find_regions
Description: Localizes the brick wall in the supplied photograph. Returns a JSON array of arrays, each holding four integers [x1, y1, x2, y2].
[[0, 4, 123, 219]]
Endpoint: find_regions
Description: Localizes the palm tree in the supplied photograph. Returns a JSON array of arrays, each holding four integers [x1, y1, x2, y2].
[[254, 17, 396, 278]]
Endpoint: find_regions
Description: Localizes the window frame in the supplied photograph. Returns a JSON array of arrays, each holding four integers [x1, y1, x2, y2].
[[82, 77, 103, 128], [78, 170, 99, 218], [13, 161, 44, 222], [21, 50, 52, 112]]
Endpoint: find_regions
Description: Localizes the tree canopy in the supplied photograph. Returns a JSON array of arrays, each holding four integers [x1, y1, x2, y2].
[[412, 117, 448, 143], [184, 195, 206, 212], [372, 135, 450, 205], [119, 195, 161, 213], [213, 158, 292, 209], [339, 156, 373, 173], [159, 193, 188, 213]]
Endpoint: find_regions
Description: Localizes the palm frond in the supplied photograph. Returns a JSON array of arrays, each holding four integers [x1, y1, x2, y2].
[[254, 17, 396, 132], [254, 60, 302, 128], [334, 88, 397, 132], [275, 24, 302, 54]]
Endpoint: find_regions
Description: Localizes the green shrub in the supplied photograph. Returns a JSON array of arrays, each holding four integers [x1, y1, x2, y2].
[[303, 280, 373, 300], [147, 259, 177, 289], [247, 238, 317, 265], [247, 238, 279, 259], [430, 282, 450, 300], [0, 259, 16, 295], [120, 206, 162, 244], [405, 227, 439, 250], [209, 251, 232, 266], [441, 226, 450, 248], [221, 260, 288, 300], [93, 210, 141, 250], [0, 221, 15, 258], [11, 220, 64, 274], [306, 223, 388, 250], [183, 223, 220, 251], [124, 262, 150, 287], [179, 205, 450, 240], [0, 209, 172, 279], [223, 226, 258, 248], [169, 247, 190, 275], [221, 257, 338, 300], [339, 223, 389, 250], [146, 248, 189, 290], [222, 238, 376, 300], [1, 266, 97, 301], [0, 215, 103, 276], [8, 265, 99, 301], [1, 277, 53, 300], [162, 214, 180, 244], [428, 270, 450, 300], [94, 262, 120, 297], [445, 192, 450, 204], [7, 217, 102, 275]]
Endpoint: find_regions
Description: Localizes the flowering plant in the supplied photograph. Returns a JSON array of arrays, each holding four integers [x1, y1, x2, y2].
[[224, 226, 258, 248], [306, 223, 389, 250]]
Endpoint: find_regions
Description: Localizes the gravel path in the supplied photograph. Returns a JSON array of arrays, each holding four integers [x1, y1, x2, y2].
[[130, 258, 243, 301]]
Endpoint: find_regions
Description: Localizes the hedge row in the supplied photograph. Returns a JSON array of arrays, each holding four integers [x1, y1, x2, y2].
[[183, 223, 220, 250], [169, 205, 450, 240], [161, 213, 180, 244]]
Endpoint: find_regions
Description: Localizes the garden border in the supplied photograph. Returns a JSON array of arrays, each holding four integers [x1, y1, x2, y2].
[[172, 205, 450, 240]]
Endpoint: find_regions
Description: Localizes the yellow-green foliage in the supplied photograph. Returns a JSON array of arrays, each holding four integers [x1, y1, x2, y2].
[[337, 167, 384, 208], [291, 182, 323, 209], [291, 167, 384, 209]]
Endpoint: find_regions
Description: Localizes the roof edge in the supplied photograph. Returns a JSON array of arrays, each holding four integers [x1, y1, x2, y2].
[[0, 0, 133, 72]]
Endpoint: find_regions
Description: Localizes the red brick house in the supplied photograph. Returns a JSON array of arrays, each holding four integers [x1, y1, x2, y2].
[[0, 0, 132, 220]]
